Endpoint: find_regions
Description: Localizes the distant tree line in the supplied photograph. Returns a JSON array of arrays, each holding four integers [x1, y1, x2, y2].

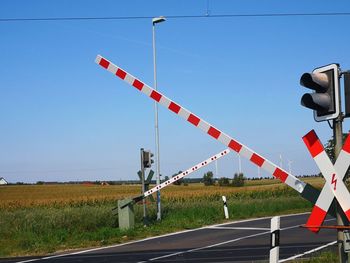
[[217, 173, 245, 187]]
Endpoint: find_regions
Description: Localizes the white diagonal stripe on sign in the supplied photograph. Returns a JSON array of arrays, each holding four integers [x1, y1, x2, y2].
[[303, 130, 350, 232]]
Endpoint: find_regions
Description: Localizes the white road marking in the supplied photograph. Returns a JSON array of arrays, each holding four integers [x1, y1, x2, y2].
[[207, 226, 270, 231], [279, 240, 337, 262], [137, 230, 271, 262], [16, 214, 294, 263], [137, 218, 336, 263], [15, 212, 326, 263]]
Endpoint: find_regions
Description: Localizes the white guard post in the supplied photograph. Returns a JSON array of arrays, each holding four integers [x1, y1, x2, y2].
[[270, 216, 280, 263], [222, 196, 229, 219], [95, 55, 322, 206], [303, 130, 350, 232]]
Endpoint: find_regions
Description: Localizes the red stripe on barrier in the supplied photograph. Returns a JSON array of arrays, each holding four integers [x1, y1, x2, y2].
[[343, 135, 350, 154], [208, 127, 221, 139], [99, 58, 110, 69], [305, 205, 327, 233], [169, 102, 181, 114], [345, 209, 350, 220], [187, 114, 200, 126], [132, 79, 144, 90], [95, 56, 310, 199], [228, 139, 242, 152], [250, 153, 265, 167], [116, 68, 127, 80], [303, 130, 323, 158], [273, 168, 288, 182], [150, 90, 162, 102]]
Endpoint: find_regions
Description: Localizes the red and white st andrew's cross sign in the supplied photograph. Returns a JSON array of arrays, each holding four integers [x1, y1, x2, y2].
[[303, 130, 350, 233]]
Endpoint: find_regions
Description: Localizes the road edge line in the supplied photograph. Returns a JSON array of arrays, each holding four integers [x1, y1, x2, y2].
[[279, 240, 337, 262]]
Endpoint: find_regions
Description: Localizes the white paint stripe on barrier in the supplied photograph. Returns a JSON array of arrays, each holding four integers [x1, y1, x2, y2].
[[144, 149, 230, 197]]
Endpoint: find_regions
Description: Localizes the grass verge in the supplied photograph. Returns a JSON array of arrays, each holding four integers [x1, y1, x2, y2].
[[291, 249, 338, 262], [0, 186, 313, 257]]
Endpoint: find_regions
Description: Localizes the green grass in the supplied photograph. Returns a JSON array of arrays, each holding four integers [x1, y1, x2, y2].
[[0, 186, 313, 257]]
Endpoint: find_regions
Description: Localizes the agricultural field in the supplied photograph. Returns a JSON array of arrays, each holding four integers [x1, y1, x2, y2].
[[0, 177, 325, 208], [0, 177, 322, 257]]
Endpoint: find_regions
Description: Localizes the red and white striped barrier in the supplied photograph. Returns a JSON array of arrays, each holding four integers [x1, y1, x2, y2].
[[144, 149, 230, 197], [95, 55, 321, 205], [303, 130, 350, 232]]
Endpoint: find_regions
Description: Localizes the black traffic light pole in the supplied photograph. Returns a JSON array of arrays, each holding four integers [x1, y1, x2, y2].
[[333, 114, 350, 263], [140, 148, 147, 225], [140, 148, 155, 226], [330, 69, 350, 263], [334, 68, 350, 262], [335, 69, 350, 263]]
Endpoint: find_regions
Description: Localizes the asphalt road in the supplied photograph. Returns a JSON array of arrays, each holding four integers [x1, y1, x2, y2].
[[3, 213, 337, 263]]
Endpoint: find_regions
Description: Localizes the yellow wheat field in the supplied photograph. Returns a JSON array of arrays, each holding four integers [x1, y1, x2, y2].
[[0, 177, 324, 209]]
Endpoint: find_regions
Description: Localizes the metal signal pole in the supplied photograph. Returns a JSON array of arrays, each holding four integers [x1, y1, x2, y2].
[[140, 148, 147, 225], [333, 69, 350, 262], [152, 16, 166, 221], [334, 113, 350, 263]]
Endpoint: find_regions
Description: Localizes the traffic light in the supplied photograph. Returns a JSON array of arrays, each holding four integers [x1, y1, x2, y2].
[[300, 63, 340, 122], [142, 150, 154, 168], [344, 72, 350, 117]]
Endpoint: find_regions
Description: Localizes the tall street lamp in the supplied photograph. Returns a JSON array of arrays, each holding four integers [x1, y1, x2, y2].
[[152, 16, 166, 221]]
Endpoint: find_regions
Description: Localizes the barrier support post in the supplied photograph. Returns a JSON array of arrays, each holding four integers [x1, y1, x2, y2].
[[117, 198, 135, 230]]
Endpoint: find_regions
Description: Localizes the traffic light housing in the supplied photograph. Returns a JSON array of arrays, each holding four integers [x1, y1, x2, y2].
[[300, 64, 340, 122], [143, 150, 154, 168], [344, 72, 350, 117]]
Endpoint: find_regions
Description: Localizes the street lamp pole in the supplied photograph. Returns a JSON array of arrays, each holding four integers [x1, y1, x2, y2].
[[238, 154, 242, 174], [152, 16, 166, 221]]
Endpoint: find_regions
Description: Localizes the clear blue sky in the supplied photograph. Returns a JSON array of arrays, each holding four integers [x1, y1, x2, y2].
[[1, 0, 350, 183]]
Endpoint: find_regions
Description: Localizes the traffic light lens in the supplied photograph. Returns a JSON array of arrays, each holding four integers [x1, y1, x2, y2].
[[301, 93, 331, 112], [300, 73, 329, 92]]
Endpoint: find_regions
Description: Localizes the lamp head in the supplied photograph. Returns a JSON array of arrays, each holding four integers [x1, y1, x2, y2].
[[152, 16, 166, 24]]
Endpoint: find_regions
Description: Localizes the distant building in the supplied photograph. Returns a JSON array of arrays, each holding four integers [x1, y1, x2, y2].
[[0, 177, 8, 185]]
